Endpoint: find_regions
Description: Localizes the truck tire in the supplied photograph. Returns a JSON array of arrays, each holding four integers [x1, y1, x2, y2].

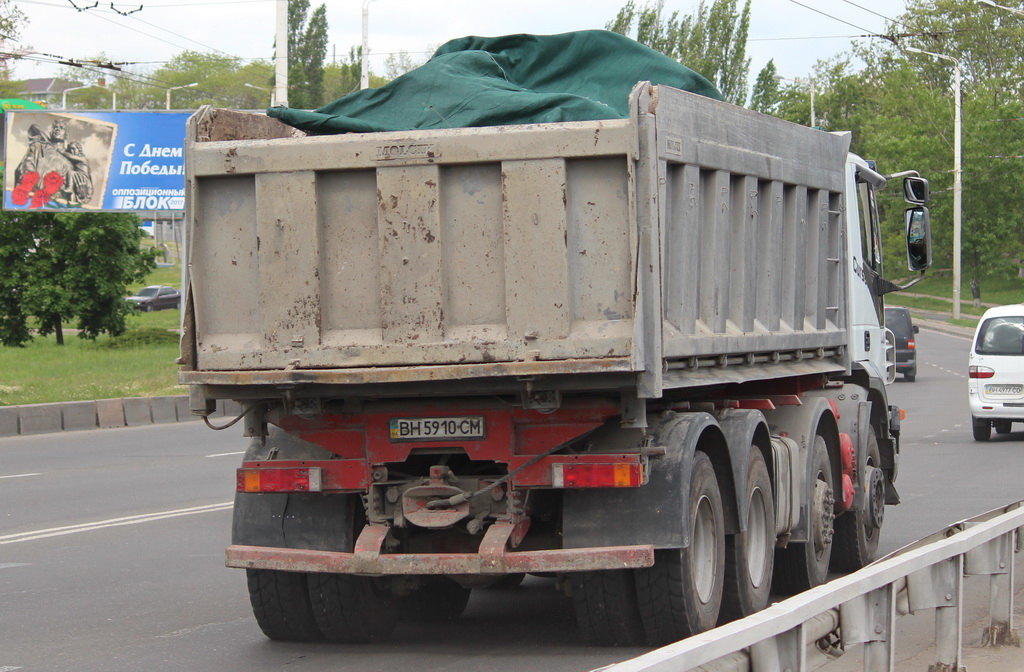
[[404, 578, 472, 622], [307, 573, 400, 643], [773, 435, 835, 594], [635, 451, 725, 644], [246, 569, 323, 642], [719, 448, 774, 623], [571, 569, 646, 646], [831, 427, 882, 572], [972, 417, 992, 442]]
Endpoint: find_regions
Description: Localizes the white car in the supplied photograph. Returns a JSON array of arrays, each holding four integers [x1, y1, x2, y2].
[[969, 304, 1024, 441]]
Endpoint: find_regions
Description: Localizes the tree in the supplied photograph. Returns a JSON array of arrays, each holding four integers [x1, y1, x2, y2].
[[0, 210, 156, 347], [607, 0, 752, 105], [286, 0, 329, 108], [849, 1, 1024, 285], [749, 58, 779, 114], [0, 0, 26, 81], [323, 48, 361, 100], [384, 50, 428, 80]]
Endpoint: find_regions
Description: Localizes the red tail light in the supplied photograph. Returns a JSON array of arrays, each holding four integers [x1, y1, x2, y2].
[[552, 463, 643, 488], [237, 467, 322, 493], [907, 338, 916, 350], [969, 366, 995, 379]]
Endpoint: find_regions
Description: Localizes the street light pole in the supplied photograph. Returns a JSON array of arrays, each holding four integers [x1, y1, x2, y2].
[[245, 82, 271, 107], [274, 0, 287, 106], [977, 0, 1024, 17], [907, 47, 962, 319], [61, 84, 91, 109], [361, 0, 377, 89], [772, 74, 816, 126], [166, 82, 199, 110]]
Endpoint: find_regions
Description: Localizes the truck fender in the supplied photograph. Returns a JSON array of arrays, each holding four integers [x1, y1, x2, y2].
[[802, 386, 872, 513], [715, 409, 773, 534], [562, 411, 725, 550], [761, 397, 840, 545], [232, 427, 358, 552]]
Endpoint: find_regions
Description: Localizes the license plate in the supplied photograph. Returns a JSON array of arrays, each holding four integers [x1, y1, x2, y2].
[[985, 384, 1023, 395], [389, 416, 486, 442]]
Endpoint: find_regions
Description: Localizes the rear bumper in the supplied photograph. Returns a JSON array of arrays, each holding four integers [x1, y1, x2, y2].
[[968, 392, 1024, 420], [226, 523, 654, 575]]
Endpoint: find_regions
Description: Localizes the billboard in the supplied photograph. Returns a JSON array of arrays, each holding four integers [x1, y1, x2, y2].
[[3, 110, 189, 212]]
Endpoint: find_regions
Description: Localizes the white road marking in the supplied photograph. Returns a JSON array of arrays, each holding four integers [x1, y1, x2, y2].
[[205, 451, 245, 458], [0, 502, 233, 545], [0, 563, 31, 569], [0, 473, 42, 480]]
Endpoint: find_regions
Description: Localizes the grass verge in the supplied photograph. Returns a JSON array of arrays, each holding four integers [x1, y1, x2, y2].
[[0, 264, 187, 407]]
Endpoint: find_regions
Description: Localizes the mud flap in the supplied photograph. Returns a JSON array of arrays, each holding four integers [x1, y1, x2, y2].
[[562, 412, 721, 549]]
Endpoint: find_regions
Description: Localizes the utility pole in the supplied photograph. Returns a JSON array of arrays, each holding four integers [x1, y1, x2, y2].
[[275, 0, 288, 106]]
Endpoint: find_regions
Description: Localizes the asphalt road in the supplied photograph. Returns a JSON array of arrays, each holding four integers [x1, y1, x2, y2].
[[2, 325, 1022, 672]]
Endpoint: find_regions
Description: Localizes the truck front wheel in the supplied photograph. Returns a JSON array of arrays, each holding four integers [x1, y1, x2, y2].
[[635, 451, 725, 644], [831, 427, 882, 572], [246, 569, 323, 642], [404, 578, 472, 622]]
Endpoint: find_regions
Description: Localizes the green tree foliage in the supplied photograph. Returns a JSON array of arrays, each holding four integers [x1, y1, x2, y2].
[[286, 0, 329, 108], [0, 211, 156, 347], [384, 50, 428, 80], [847, 1, 1024, 285], [607, 0, 752, 105], [749, 58, 779, 114], [323, 47, 363, 100]]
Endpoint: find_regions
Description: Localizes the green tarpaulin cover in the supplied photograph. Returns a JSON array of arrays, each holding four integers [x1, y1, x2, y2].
[[268, 30, 722, 134]]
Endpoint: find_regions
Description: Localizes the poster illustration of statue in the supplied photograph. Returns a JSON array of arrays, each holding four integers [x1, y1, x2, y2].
[[4, 112, 116, 210]]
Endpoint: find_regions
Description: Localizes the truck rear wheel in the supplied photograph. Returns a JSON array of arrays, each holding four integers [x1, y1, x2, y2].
[[773, 435, 834, 594], [246, 569, 323, 642], [720, 448, 774, 623], [571, 569, 646, 646], [831, 427, 882, 572], [307, 573, 400, 643], [635, 451, 725, 644]]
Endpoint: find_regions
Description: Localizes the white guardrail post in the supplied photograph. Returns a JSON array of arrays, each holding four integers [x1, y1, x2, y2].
[[595, 502, 1023, 672]]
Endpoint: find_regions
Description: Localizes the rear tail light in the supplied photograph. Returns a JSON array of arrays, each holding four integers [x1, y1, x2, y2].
[[552, 463, 643, 488], [237, 467, 322, 493], [969, 366, 995, 379], [907, 338, 916, 350]]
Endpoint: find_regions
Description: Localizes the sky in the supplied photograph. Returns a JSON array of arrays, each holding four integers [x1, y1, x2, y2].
[[9, 0, 910, 92]]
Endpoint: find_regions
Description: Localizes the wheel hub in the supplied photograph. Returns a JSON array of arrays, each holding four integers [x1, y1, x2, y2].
[[812, 479, 835, 554], [866, 465, 886, 530]]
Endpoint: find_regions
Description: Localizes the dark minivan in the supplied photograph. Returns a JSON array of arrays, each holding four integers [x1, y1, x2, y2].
[[885, 306, 918, 382]]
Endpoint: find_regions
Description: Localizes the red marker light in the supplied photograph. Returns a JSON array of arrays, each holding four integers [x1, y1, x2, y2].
[[552, 463, 642, 488], [237, 467, 322, 493]]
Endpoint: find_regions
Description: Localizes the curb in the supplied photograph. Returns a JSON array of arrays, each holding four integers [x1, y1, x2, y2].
[[912, 317, 975, 339], [0, 396, 243, 438]]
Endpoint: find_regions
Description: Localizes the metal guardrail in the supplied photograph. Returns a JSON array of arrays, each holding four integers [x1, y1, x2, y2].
[[596, 502, 1023, 672]]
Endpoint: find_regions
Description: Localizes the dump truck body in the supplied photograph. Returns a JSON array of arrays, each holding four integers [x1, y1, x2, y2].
[[181, 83, 929, 645]]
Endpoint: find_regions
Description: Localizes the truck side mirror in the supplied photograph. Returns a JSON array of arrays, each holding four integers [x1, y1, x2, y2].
[[903, 176, 930, 205], [905, 206, 932, 271]]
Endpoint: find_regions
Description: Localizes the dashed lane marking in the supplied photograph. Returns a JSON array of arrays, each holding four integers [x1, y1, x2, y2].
[[0, 502, 233, 545]]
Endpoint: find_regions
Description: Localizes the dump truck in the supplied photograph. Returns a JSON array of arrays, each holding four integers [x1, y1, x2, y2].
[[179, 79, 931, 646]]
